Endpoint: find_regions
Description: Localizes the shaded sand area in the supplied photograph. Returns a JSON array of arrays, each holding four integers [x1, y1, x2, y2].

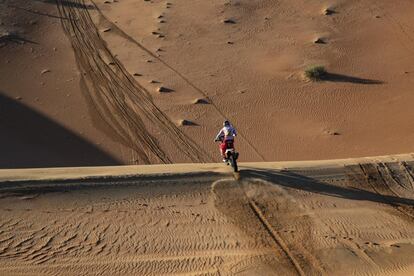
[[1, 154, 414, 275], [2, 0, 414, 168]]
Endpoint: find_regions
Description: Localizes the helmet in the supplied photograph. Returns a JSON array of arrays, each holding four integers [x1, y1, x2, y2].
[[223, 120, 230, 126]]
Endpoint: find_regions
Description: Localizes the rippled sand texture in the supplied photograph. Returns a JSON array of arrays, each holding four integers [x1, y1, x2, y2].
[[1, 160, 414, 275]]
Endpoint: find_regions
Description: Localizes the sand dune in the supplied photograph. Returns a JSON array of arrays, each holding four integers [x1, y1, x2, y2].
[[1, 154, 414, 275], [1, 0, 414, 275], [2, 0, 414, 167]]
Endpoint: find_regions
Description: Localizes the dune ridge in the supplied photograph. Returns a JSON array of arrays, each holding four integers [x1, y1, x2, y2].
[[1, 154, 414, 275]]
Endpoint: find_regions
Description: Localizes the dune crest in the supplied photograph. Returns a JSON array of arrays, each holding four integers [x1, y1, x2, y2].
[[0, 154, 414, 275]]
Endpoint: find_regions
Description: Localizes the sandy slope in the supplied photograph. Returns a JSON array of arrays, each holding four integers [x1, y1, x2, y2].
[[0, 0, 125, 168], [1, 154, 414, 275], [95, 0, 414, 162], [2, 0, 414, 168]]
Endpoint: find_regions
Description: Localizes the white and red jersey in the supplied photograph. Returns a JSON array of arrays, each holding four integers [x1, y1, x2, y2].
[[215, 125, 237, 141]]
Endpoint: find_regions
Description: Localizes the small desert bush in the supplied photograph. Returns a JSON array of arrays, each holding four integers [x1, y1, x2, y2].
[[305, 65, 327, 80]]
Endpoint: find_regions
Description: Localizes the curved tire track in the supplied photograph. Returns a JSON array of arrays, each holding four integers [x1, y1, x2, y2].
[[92, 2, 266, 162], [56, 0, 212, 164], [352, 163, 414, 221]]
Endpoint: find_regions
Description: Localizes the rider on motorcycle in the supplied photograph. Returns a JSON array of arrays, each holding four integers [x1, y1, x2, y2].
[[214, 120, 237, 162]]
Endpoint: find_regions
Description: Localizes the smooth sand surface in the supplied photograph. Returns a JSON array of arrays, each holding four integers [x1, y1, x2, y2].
[[1, 154, 414, 275], [2, 0, 414, 168]]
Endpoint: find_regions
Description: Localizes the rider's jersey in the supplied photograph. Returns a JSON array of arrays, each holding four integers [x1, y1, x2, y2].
[[215, 125, 237, 141]]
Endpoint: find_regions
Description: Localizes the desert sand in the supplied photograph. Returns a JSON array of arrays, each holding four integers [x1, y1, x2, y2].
[[1, 154, 414, 275], [1, 1, 414, 275], [2, 0, 414, 167]]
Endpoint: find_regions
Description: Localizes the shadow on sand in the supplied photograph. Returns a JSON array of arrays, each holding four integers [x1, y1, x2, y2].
[[38, 0, 95, 10], [321, 73, 383, 85], [0, 33, 38, 45], [6, 3, 68, 20], [0, 92, 119, 168], [240, 168, 414, 207]]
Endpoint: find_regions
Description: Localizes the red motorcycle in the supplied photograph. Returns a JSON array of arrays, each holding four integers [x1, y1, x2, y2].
[[215, 138, 239, 172]]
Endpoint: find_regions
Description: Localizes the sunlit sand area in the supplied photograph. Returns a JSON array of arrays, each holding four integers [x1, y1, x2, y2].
[[1, 155, 414, 275], [1, 0, 414, 274]]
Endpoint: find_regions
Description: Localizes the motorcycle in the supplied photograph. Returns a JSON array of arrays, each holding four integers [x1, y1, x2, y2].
[[215, 138, 239, 172]]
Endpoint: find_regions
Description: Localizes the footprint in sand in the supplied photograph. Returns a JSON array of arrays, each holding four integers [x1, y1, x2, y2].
[[313, 37, 326, 44], [323, 8, 336, 15], [41, 69, 51, 75], [150, 31, 165, 38], [157, 86, 174, 93], [223, 19, 236, 24], [178, 119, 197, 126]]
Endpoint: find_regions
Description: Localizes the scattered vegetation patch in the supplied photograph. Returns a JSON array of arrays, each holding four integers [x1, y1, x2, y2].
[[305, 65, 327, 80]]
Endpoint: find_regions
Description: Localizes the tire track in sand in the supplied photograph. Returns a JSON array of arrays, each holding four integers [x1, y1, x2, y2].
[[92, 3, 266, 162], [348, 163, 414, 221], [242, 178, 327, 275], [56, 0, 212, 164], [248, 199, 306, 276], [211, 178, 314, 275]]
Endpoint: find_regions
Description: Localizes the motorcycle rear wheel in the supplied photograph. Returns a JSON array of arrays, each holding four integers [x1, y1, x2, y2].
[[230, 155, 238, 172]]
